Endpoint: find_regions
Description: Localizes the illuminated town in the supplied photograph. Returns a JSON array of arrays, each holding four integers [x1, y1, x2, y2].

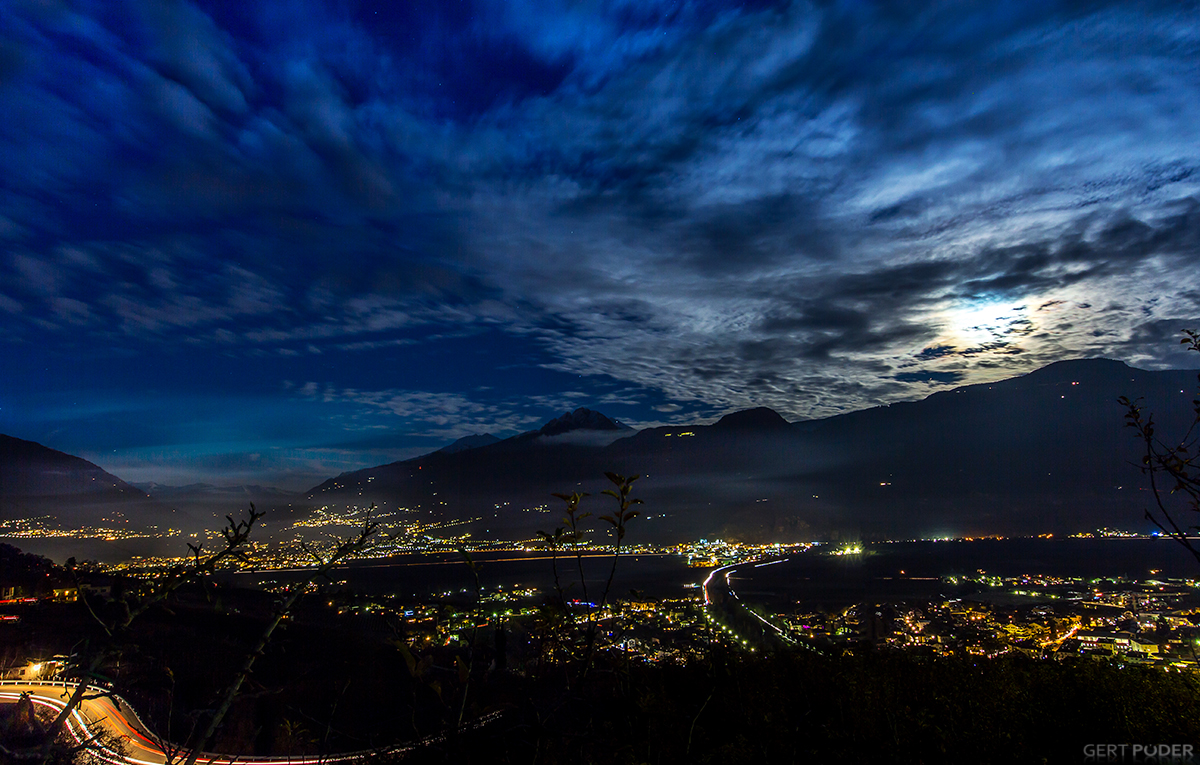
[[7, 525, 1200, 674]]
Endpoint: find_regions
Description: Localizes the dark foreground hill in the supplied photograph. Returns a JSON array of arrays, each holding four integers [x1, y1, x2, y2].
[[305, 359, 1200, 542], [3, 565, 1197, 765]]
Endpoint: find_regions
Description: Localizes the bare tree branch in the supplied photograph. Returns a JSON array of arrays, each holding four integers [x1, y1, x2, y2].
[[179, 515, 379, 765]]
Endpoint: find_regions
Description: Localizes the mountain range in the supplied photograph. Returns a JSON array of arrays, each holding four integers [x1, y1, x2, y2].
[[302, 358, 1200, 543], [3, 358, 1199, 558]]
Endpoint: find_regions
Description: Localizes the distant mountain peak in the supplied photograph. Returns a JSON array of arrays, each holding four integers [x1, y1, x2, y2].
[[712, 407, 791, 430], [539, 408, 631, 437], [438, 433, 501, 454]]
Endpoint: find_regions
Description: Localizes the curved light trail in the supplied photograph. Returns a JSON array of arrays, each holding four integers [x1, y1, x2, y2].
[[701, 557, 806, 649], [1, 681, 500, 764]]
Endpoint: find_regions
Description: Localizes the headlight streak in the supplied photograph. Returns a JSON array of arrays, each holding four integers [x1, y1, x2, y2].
[[1, 683, 504, 764]]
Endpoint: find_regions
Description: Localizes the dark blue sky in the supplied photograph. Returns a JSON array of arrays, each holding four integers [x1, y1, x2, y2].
[[2, 0, 1199, 489]]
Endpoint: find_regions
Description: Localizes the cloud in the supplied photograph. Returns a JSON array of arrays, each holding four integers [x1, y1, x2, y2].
[[3, 0, 1200, 466], [915, 345, 959, 361], [297, 385, 544, 439], [534, 430, 632, 448], [893, 371, 966, 385], [0, 293, 22, 314], [134, 0, 252, 115]]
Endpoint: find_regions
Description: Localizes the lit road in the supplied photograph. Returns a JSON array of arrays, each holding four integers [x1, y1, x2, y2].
[[701, 558, 800, 650], [1, 681, 170, 765], [701, 562, 739, 606], [1043, 623, 1081, 649], [1, 681, 501, 764]]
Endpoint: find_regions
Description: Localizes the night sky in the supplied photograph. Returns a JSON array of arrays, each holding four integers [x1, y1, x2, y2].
[[2, 0, 1199, 490]]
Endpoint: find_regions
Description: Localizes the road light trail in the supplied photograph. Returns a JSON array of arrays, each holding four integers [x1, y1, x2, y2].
[[701, 562, 739, 605], [724, 575, 797, 646], [2, 681, 502, 764], [702, 556, 810, 650]]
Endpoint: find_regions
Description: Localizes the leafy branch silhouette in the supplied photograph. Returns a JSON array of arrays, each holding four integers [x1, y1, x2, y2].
[[1120, 329, 1200, 566]]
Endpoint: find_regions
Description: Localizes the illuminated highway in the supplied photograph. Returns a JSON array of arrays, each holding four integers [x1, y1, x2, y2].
[[701, 562, 737, 606], [1, 681, 169, 765], [1, 681, 500, 764], [701, 559, 791, 650]]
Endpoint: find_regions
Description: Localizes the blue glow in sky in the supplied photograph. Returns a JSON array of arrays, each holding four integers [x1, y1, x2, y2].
[[1, 0, 1199, 488]]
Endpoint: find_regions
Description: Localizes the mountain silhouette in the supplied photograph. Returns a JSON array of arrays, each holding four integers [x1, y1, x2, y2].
[[0, 434, 180, 561], [538, 408, 631, 436], [7, 357, 1200, 555], [302, 359, 1200, 542], [438, 434, 501, 455], [712, 407, 791, 430], [0, 434, 146, 507]]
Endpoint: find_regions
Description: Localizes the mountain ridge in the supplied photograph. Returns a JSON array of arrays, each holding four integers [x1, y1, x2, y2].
[[438, 434, 501, 455], [7, 357, 1200, 555], [299, 357, 1200, 542], [538, 407, 631, 436], [0, 434, 147, 502]]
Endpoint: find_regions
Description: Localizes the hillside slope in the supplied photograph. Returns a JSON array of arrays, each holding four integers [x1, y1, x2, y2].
[[303, 359, 1200, 542]]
